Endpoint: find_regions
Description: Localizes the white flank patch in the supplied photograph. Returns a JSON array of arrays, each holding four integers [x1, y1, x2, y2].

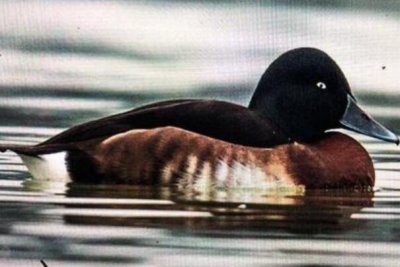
[[231, 161, 253, 186], [193, 161, 212, 190], [19, 152, 71, 182], [161, 163, 173, 185], [251, 166, 268, 186], [215, 160, 229, 187], [184, 155, 198, 183], [214, 159, 278, 189]]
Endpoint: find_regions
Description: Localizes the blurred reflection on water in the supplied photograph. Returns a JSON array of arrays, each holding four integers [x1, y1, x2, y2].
[[0, 1, 400, 266]]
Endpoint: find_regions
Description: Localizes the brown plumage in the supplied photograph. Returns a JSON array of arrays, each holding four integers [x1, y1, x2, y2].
[[66, 127, 374, 189]]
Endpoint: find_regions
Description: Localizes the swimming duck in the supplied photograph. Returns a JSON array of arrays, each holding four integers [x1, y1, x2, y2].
[[0, 48, 397, 188]]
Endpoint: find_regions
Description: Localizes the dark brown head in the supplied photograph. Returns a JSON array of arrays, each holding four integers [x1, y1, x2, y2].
[[249, 48, 398, 144]]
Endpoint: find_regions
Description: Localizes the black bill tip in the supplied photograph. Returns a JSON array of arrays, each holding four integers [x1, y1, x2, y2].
[[339, 95, 399, 145]]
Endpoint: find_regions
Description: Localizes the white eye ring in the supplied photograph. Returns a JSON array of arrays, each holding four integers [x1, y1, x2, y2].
[[316, 81, 327, 90]]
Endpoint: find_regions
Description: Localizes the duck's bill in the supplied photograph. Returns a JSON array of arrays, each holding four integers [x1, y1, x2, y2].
[[339, 95, 399, 145]]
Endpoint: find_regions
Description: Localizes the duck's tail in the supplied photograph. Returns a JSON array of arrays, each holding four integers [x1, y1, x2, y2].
[[0, 144, 37, 155], [0, 143, 73, 155], [0, 143, 72, 182]]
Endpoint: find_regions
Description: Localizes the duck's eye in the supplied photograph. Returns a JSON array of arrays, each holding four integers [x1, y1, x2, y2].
[[316, 82, 327, 90]]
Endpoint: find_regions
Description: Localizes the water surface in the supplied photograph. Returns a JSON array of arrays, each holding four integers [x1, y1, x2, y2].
[[0, 1, 400, 266]]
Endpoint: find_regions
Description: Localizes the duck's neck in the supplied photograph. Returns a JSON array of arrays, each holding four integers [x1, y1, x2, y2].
[[249, 84, 323, 142], [249, 83, 294, 141]]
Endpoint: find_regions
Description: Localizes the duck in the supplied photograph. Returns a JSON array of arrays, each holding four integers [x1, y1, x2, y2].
[[0, 47, 397, 189]]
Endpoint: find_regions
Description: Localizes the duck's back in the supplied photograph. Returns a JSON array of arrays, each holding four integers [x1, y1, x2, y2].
[[39, 100, 287, 147], [40, 99, 289, 148]]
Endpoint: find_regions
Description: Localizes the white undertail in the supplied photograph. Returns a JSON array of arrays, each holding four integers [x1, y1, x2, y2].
[[18, 152, 72, 182]]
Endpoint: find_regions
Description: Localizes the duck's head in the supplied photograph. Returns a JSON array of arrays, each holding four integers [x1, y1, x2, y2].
[[249, 47, 398, 144]]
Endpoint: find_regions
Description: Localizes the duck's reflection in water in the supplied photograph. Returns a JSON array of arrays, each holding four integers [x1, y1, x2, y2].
[[59, 183, 374, 235], [0, 178, 375, 264]]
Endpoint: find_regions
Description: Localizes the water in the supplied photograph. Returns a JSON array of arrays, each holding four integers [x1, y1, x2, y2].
[[0, 1, 400, 266]]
